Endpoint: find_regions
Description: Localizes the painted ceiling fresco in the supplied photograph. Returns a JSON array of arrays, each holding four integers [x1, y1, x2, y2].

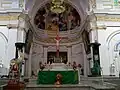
[[34, 2, 81, 31]]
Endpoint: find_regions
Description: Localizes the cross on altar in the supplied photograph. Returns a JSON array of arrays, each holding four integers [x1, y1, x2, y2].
[[54, 34, 61, 58]]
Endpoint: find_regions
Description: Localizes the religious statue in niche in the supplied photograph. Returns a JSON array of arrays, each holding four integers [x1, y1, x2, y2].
[[34, 3, 81, 31]]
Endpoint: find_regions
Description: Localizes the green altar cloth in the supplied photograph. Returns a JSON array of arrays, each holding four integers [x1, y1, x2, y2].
[[37, 70, 79, 84]]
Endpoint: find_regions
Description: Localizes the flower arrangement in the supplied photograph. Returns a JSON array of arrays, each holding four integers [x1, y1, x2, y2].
[[39, 62, 46, 70], [68, 61, 82, 70]]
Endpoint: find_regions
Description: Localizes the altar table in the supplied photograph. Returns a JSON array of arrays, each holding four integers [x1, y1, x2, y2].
[[37, 70, 79, 84]]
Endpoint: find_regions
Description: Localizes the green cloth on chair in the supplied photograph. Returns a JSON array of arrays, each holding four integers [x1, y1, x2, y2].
[[37, 70, 79, 84]]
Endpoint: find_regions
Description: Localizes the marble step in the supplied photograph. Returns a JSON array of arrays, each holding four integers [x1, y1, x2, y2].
[[25, 84, 116, 90], [80, 76, 119, 81]]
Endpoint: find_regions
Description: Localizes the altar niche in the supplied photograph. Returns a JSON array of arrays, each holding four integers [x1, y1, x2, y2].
[[47, 52, 67, 64]]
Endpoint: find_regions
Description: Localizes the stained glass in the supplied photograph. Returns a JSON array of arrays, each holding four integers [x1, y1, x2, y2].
[[114, 0, 118, 6]]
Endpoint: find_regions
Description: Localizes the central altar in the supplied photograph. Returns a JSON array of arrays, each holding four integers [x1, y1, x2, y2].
[[37, 69, 79, 84]]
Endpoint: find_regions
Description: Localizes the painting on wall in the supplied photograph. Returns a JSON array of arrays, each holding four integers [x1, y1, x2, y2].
[[34, 2, 81, 31], [25, 29, 33, 54]]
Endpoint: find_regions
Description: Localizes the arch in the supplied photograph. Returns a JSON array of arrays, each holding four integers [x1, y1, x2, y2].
[[114, 40, 120, 51], [0, 32, 8, 43], [106, 30, 120, 49], [0, 32, 8, 66]]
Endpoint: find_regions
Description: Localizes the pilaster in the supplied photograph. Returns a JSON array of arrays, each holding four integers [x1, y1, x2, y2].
[[67, 45, 72, 63], [82, 43, 87, 77], [43, 46, 48, 63], [28, 43, 33, 77]]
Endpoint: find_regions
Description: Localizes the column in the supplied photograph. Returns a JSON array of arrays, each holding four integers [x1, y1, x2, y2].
[[90, 42, 101, 76], [67, 46, 72, 63], [24, 53, 29, 77], [43, 46, 48, 63], [17, 29, 24, 42], [82, 43, 87, 77], [28, 43, 33, 77], [90, 46, 94, 74]]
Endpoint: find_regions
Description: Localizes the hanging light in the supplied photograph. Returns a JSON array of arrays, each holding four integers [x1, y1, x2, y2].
[[51, 0, 65, 13], [52, 0, 64, 5], [51, 5, 65, 13]]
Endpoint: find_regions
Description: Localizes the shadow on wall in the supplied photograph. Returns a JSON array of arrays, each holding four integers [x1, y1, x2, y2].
[[25, 29, 33, 54]]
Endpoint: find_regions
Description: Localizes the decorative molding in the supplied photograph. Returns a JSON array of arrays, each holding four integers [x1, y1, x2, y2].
[[0, 32, 8, 43], [0, 15, 18, 21], [89, 0, 96, 9], [97, 16, 120, 22]]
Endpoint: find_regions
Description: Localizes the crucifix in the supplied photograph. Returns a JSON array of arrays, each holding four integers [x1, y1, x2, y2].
[[54, 34, 61, 58]]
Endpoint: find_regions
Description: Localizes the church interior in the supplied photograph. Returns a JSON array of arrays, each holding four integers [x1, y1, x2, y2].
[[0, 0, 120, 90]]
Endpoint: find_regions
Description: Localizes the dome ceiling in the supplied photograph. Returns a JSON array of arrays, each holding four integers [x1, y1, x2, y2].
[[34, 2, 81, 31]]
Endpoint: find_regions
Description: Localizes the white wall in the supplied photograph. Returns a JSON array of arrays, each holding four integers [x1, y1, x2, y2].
[[98, 26, 120, 76], [31, 43, 43, 74], [72, 44, 84, 67], [31, 42, 85, 74], [0, 26, 17, 71]]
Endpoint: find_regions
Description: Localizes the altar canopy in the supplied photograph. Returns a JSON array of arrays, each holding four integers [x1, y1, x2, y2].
[[37, 70, 79, 84]]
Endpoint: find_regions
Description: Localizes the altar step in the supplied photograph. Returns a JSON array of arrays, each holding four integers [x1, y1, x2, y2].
[[25, 78, 116, 90], [80, 76, 119, 81], [25, 84, 115, 90]]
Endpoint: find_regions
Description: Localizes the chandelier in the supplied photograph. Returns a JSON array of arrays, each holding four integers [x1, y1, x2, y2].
[[51, 0, 65, 13], [51, 5, 65, 13], [52, 0, 64, 5]]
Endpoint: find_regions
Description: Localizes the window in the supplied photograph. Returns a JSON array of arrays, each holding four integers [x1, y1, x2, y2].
[[114, 0, 120, 8]]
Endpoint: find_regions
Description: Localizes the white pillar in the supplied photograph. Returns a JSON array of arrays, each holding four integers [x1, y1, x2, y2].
[[21, 61, 25, 76], [28, 43, 33, 77], [43, 46, 48, 63], [90, 46, 94, 68], [67, 46, 72, 63], [17, 28, 24, 42], [21, 47, 25, 76], [90, 30, 98, 43], [82, 43, 87, 77], [24, 53, 29, 77]]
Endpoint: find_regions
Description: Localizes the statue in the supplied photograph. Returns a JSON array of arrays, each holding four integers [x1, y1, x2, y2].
[[54, 34, 61, 58], [55, 73, 62, 85], [39, 62, 45, 70], [72, 61, 77, 70], [110, 63, 115, 76], [9, 59, 18, 79], [9, 49, 24, 79]]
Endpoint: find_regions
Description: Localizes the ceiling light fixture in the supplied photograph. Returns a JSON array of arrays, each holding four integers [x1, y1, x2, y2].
[[51, 0, 65, 13]]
